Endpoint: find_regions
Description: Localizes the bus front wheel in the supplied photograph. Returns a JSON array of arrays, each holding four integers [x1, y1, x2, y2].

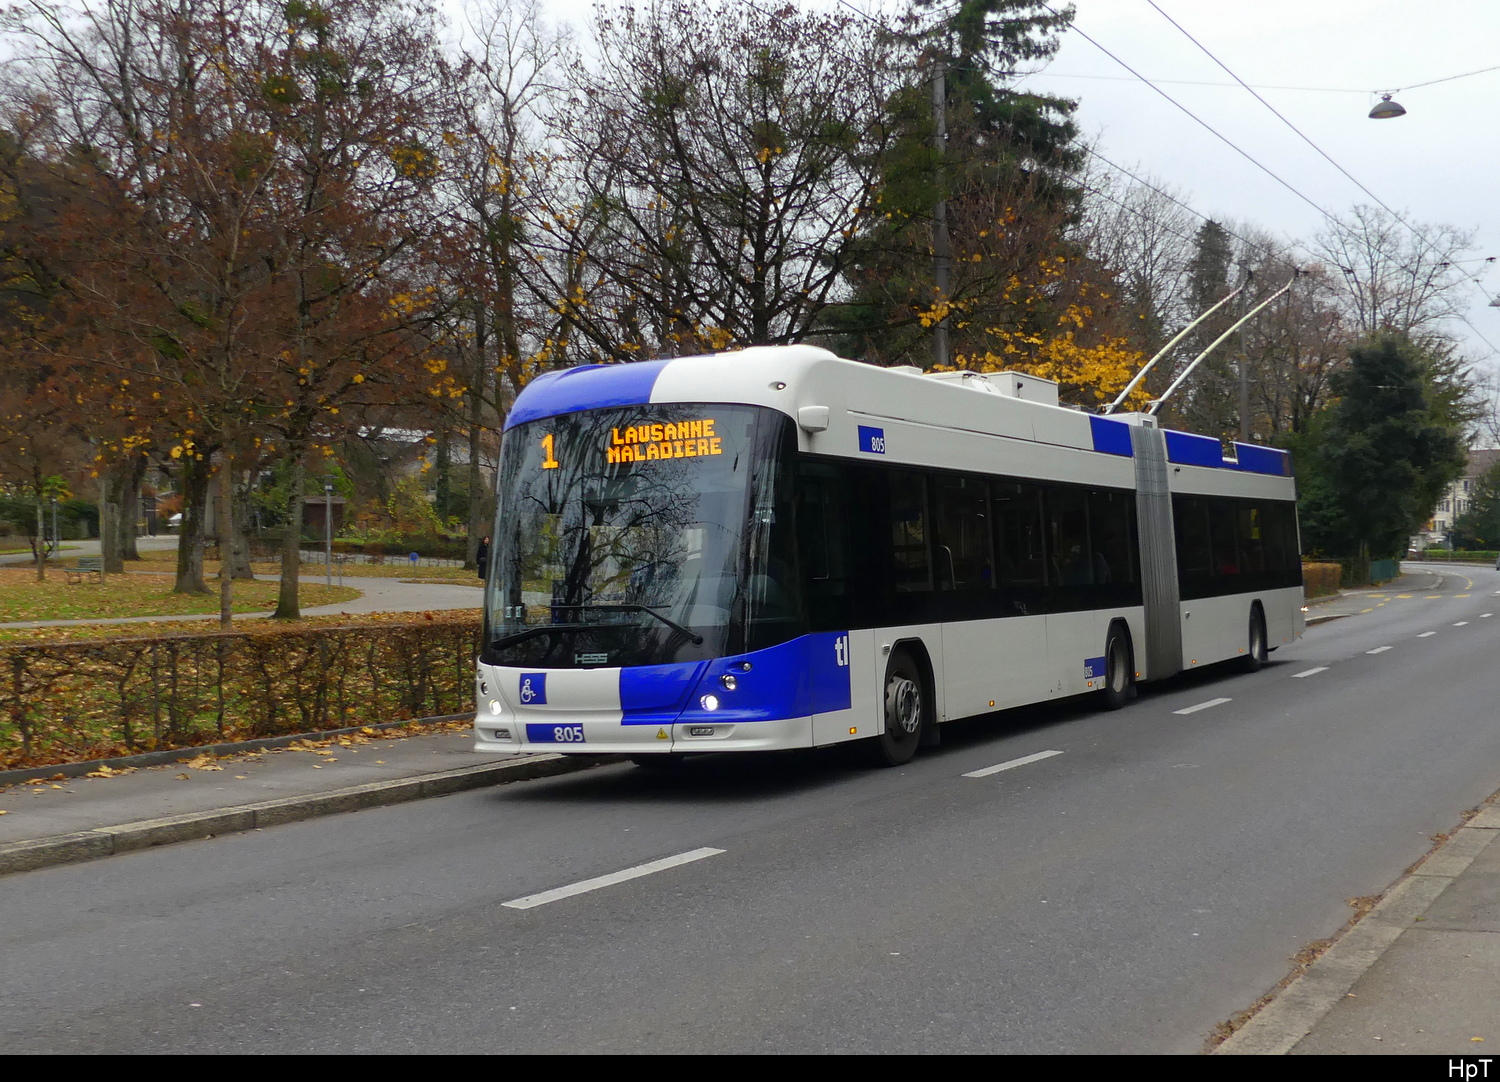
[[870, 648, 925, 767]]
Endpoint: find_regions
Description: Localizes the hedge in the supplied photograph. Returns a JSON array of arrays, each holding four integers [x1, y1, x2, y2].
[[1302, 561, 1342, 599], [1, 614, 481, 770]]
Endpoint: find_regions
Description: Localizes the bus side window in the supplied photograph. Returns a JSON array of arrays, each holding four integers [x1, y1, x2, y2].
[[890, 470, 933, 593], [1208, 497, 1242, 576], [1046, 486, 1093, 586], [933, 474, 993, 590], [1174, 495, 1213, 583], [991, 481, 1046, 586], [1087, 489, 1136, 585]]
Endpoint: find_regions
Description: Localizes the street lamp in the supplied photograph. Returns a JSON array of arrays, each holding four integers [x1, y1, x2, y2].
[[1369, 93, 1406, 119], [323, 479, 334, 588]]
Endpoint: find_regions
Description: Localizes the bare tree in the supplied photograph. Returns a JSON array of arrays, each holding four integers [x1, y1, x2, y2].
[[1314, 205, 1478, 339]]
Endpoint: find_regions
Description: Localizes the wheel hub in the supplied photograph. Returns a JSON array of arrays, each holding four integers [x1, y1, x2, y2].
[[887, 676, 920, 735]]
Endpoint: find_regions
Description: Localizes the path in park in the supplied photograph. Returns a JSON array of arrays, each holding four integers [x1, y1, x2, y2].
[[0, 536, 482, 627]]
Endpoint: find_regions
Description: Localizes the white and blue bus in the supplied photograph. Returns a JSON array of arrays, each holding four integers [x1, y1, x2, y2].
[[474, 345, 1303, 766]]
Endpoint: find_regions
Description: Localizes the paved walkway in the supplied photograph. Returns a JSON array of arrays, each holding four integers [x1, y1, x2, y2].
[[1, 536, 483, 628]]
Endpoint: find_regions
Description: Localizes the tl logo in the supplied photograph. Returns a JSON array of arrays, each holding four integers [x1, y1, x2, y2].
[[518, 673, 547, 705], [833, 633, 850, 668]]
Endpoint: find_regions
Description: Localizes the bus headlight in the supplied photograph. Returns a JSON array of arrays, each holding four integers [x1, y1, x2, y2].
[[488, 699, 503, 716], [719, 674, 737, 691], [699, 694, 720, 711]]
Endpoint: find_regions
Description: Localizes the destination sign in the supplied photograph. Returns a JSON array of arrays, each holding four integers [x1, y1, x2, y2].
[[606, 419, 723, 464]]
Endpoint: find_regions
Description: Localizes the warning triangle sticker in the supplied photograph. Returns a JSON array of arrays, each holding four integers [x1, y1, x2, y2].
[[656, 728, 669, 740]]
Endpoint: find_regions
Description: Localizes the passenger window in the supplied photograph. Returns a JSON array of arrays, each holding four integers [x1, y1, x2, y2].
[[991, 481, 1047, 586], [933, 475, 993, 590], [1173, 495, 1212, 578], [889, 470, 932, 593], [1047, 486, 1093, 586], [1088, 489, 1136, 584]]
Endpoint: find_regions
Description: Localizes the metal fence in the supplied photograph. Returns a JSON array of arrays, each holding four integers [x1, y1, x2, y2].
[[1, 617, 481, 769]]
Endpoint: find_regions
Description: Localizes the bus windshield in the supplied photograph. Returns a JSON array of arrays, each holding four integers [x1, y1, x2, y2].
[[484, 403, 799, 668]]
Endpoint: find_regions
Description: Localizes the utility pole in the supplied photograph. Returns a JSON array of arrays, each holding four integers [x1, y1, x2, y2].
[[1237, 266, 1254, 442], [931, 64, 951, 371]]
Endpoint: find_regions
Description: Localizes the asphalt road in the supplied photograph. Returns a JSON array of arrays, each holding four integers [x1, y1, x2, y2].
[[4, 565, 1498, 1054]]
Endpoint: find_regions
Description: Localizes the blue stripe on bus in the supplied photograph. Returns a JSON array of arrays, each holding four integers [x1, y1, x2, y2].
[[1083, 655, 1106, 679], [503, 359, 672, 430], [1088, 415, 1134, 457], [619, 660, 707, 726], [1163, 430, 1292, 475], [619, 632, 853, 727], [1163, 430, 1225, 468], [1228, 443, 1292, 476]]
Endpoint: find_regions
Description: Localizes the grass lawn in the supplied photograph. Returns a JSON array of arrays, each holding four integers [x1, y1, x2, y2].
[[0, 607, 481, 644], [129, 549, 480, 582], [0, 566, 360, 624]]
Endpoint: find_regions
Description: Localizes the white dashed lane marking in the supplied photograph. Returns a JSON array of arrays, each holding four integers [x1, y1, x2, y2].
[[502, 847, 725, 910], [1291, 667, 1328, 678], [1367, 646, 1392, 654], [1418, 632, 1437, 638], [963, 749, 1064, 779], [1174, 697, 1232, 716], [1455, 621, 1470, 627]]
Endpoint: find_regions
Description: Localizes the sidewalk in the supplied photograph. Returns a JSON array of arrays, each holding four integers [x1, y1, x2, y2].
[[1219, 565, 1500, 1054], [1218, 804, 1500, 1054], [0, 723, 599, 874]]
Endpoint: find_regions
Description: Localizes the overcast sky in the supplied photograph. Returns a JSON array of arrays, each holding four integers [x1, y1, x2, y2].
[[527, 0, 1499, 367]]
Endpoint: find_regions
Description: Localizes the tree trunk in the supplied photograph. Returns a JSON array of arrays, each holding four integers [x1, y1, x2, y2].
[[123, 456, 146, 561], [466, 313, 487, 570], [174, 456, 211, 594], [217, 451, 234, 628], [228, 466, 256, 580], [101, 469, 126, 575], [273, 449, 307, 619], [34, 497, 45, 583]]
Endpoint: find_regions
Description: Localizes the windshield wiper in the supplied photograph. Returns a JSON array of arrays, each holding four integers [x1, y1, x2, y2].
[[489, 622, 613, 650], [549, 603, 705, 645]]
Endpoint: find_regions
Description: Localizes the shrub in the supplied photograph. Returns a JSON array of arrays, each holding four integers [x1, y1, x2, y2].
[[0, 614, 481, 769], [1302, 561, 1342, 599]]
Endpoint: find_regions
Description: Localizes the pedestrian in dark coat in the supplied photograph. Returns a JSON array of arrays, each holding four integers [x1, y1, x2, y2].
[[476, 535, 491, 580]]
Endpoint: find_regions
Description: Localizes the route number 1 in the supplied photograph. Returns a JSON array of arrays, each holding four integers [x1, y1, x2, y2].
[[541, 432, 560, 469]]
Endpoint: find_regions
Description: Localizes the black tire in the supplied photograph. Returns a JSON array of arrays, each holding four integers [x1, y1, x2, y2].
[[1100, 630, 1133, 710], [1238, 609, 1268, 673], [868, 648, 925, 767]]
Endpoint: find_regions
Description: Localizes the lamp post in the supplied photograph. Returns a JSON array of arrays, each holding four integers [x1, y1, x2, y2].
[[49, 496, 59, 557], [324, 480, 334, 588]]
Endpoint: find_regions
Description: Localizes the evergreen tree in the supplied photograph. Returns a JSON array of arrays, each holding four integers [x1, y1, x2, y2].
[[1453, 462, 1500, 549], [1173, 219, 1239, 438], [1297, 333, 1467, 566], [831, 1, 1087, 366]]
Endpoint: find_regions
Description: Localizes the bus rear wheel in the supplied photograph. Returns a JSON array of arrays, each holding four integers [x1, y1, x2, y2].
[[1100, 631, 1133, 711], [869, 648, 924, 767], [1238, 608, 1268, 673]]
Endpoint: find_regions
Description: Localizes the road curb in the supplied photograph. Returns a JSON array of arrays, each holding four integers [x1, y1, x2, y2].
[[0, 752, 606, 877], [1214, 804, 1500, 1055], [0, 713, 479, 786]]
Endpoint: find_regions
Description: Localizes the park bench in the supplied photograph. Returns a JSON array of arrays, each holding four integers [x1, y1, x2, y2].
[[65, 556, 103, 585]]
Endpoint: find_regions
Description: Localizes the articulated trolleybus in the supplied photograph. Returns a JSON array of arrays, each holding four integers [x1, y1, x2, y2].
[[475, 345, 1303, 767]]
